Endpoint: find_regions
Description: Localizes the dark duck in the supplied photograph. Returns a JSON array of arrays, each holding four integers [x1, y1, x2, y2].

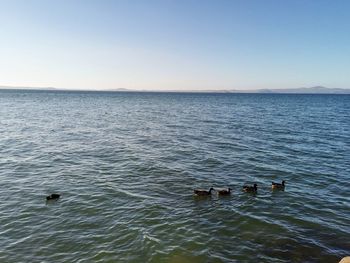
[[272, 180, 285, 190], [217, 188, 232, 196], [243, 184, 257, 193], [46, 194, 60, 201], [194, 187, 214, 196]]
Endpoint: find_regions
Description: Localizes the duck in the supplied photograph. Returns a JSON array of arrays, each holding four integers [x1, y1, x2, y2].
[[272, 180, 285, 190], [46, 194, 60, 201], [194, 187, 214, 196], [243, 184, 257, 193], [217, 188, 232, 196]]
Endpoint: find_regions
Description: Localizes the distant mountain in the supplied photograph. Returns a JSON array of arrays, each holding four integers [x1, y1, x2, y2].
[[252, 86, 350, 94], [108, 88, 133, 92], [152, 86, 350, 94], [0, 85, 57, 90], [225, 86, 350, 94], [1, 85, 349, 94]]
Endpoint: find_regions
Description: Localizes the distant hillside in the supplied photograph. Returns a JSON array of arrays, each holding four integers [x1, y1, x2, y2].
[[0, 85, 56, 90], [1, 85, 349, 94], [146, 86, 350, 94], [252, 86, 350, 94]]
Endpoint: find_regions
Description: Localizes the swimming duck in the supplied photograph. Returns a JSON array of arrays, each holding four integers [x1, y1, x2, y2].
[[217, 188, 232, 195], [46, 194, 60, 201], [194, 187, 214, 196], [272, 180, 285, 190], [243, 184, 257, 193]]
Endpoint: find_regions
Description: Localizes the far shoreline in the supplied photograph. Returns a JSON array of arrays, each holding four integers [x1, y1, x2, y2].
[[1, 87, 350, 95]]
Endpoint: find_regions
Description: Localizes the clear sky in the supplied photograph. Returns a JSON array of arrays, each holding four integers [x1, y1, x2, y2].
[[0, 0, 349, 90]]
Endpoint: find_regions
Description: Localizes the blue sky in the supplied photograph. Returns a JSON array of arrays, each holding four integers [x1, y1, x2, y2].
[[0, 0, 349, 90]]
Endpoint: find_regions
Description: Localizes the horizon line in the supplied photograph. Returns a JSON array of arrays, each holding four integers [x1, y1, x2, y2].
[[1, 85, 350, 94]]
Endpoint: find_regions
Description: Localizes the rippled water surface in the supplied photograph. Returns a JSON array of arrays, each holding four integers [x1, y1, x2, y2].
[[0, 90, 349, 262]]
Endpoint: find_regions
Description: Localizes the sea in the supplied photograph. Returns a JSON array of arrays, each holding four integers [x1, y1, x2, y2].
[[0, 89, 349, 263]]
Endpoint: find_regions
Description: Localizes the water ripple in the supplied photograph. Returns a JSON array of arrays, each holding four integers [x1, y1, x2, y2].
[[0, 91, 349, 262]]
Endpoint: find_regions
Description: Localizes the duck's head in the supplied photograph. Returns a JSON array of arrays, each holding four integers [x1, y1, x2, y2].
[[253, 184, 258, 189], [282, 180, 286, 186]]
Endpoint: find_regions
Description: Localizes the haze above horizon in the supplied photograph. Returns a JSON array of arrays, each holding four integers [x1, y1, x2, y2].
[[1, 0, 349, 91]]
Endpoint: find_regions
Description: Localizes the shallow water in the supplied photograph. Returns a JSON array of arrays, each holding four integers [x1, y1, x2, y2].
[[0, 90, 349, 262]]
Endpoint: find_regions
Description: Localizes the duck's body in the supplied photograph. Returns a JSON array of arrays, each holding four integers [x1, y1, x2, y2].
[[46, 194, 60, 201], [217, 188, 232, 196], [243, 184, 257, 193], [272, 180, 285, 190], [194, 187, 214, 196]]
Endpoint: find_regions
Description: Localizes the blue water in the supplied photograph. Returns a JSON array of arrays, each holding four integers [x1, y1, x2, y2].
[[0, 90, 349, 262]]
